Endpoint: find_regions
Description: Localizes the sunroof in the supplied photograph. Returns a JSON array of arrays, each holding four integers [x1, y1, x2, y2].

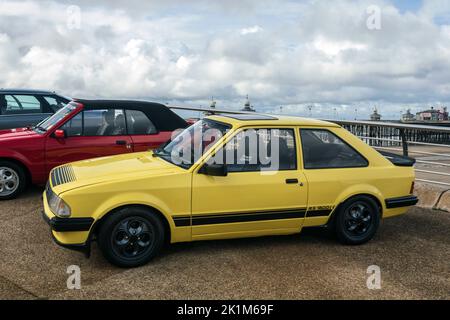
[[223, 114, 278, 121]]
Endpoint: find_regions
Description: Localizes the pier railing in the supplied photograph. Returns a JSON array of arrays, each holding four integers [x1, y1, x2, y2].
[[169, 106, 450, 187], [327, 119, 450, 187]]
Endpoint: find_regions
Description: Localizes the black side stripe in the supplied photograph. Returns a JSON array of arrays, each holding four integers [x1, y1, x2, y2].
[[173, 208, 307, 227], [306, 209, 333, 218], [173, 217, 191, 227]]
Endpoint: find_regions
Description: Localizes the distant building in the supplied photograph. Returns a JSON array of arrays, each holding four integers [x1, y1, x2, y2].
[[241, 95, 256, 112], [370, 108, 381, 121], [203, 97, 217, 116], [210, 98, 216, 110], [416, 107, 448, 122], [402, 109, 415, 122]]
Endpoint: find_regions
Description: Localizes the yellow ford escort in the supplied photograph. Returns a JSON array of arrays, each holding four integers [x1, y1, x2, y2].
[[43, 114, 418, 267]]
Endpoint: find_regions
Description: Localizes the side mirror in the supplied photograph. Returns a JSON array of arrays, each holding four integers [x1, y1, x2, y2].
[[199, 163, 228, 177], [53, 129, 66, 139]]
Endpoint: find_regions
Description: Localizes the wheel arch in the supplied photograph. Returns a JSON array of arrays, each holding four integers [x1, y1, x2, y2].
[[0, 157, 32, 184], [327, 192, 383, 227], [91, 204, 172, 245]]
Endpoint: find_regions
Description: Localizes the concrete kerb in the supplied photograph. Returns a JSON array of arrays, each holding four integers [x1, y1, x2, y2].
[[414, 182, 450, 212]]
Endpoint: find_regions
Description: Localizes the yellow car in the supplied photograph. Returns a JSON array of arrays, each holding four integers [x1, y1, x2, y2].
[[42, 114, 418, 267]]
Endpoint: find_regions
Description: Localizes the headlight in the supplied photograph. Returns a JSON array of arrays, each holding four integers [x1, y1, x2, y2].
[[47, 186, 71, 218]]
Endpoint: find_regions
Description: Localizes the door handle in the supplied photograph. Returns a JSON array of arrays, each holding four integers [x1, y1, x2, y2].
[[285, 179, 299, 184], [116, 140, 127, 145]]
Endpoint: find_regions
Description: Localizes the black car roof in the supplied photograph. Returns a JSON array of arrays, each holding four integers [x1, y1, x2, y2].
[[74, 99, 188, 131], [74, 99, 167, 110]]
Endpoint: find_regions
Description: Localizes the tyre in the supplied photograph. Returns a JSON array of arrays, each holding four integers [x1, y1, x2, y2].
[[334, 196, 380, 245], [0, 161, 27, 200], [98, 207, 165, 268]]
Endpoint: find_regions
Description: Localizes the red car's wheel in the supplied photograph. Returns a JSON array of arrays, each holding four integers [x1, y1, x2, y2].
[[0, 161, 27, 200]]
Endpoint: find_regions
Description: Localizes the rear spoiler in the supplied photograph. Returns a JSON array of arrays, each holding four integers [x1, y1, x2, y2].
[[378, 151, 416, 167]]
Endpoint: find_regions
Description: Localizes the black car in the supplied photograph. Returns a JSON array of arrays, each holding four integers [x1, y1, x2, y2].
[[0, 89, 71, 130]]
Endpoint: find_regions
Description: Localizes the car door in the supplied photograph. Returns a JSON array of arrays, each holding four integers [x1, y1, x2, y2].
[[299, 127, 370, 221], [45, 108, 133, 170], [125, 109, 172, 152], [0, 94, 50, 129], [191, 127, 308, 239]]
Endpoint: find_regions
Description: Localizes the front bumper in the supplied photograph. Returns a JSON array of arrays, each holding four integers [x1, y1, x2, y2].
[[42, 213, 94, 232], [42, 211, 93, 256]]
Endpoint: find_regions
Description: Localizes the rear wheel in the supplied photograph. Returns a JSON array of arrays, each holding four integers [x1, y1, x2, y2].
[[335, 196, 380, 245], [98, 207, 165, 268], [0, 161, 26, 200]]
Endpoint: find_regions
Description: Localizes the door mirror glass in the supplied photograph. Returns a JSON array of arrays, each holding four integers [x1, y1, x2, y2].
[[200, 163, 228, 177], [53, 129, 66, 139]]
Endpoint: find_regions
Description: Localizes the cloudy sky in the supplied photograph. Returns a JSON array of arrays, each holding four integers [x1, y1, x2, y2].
[[1, 0, 450, 119]]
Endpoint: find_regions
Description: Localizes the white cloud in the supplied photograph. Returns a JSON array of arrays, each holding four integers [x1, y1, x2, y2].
[[312, 36, 368, 56], [0, 0, 449, 119], [240, 25, 263, 35]]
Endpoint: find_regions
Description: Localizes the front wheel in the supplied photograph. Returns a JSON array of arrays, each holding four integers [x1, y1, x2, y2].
[[98, 207, 165, 268], [0, 161, 26, 200], [334, 196, 380, 245]]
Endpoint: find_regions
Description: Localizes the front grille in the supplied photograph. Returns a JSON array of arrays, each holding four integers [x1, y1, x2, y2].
[[51, 165, 76, 187], [46, 181, 52, 200]]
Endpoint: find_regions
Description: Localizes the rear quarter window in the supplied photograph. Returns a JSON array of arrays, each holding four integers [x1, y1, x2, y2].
[[300, 129, 368, 169], [126, 110, 157, 135]]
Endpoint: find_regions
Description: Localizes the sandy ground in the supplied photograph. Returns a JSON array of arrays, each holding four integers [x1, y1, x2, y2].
[[0, 187, 449, 300]]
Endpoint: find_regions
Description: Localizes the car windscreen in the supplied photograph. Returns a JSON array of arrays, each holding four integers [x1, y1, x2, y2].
[[153, 119, 231, 169], [35, 103, 77, 132]]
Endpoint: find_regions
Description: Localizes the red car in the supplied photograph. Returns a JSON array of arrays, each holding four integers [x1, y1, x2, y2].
[[0, 99, 187, 199]]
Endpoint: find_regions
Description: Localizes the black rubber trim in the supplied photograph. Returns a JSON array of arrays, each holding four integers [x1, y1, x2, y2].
[[42, 211, 91, 256], [385, 195, 419, 209], [173, 216, 191, 227], [174, 208, 307, 227], [306, 209, 333, 217], [42, 211, 94, 232], [378, 151, 416, 167]]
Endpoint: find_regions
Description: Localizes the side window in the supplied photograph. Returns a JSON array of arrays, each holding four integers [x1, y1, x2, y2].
[[126, 110, 157, 135], [83, 109, 126, 136], [300, 129, 368, 169], [223, 128, 297, 173], [60, 113, 82, 137], [3, 95, 42, 114], [44, 96, 67, 113]]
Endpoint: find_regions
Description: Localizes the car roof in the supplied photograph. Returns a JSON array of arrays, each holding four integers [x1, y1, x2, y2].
[[0, 88, 59, 95], [73, 99, 167, 110], [73, 99, 188, 131], [206, 114, 340, 128]]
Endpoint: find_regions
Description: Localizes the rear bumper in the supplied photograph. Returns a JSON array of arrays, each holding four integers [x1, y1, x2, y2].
[[385, 195, 419, 209]]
